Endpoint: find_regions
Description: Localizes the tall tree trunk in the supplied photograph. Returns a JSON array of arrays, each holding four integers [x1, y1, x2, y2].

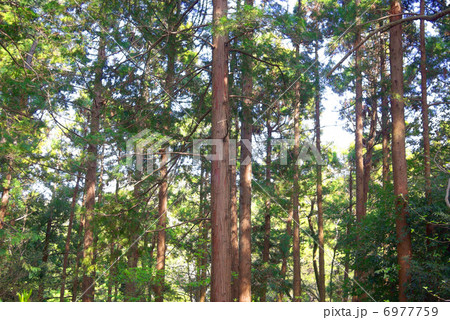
[[363, 90, 378, 204], [60, 174, 81, 301], [292, 71, 301, 303], [353, 0, 366, 301], [238, 0, 253, 303], [228, 28, 240, 301], [389, 0, 412, 302], [261, 120, 272, 301], [315, 40, 325, 303], [37, 210, 53, 301], [211, 0, 231, 302], [420, 0, 433, 248], [154, 151, 168, 302], [153, 1, 177, 301], [380, 32, 390, 186], [292, 0, 303, 302], [81, 38, 106, 302], [229, 2, 240, 302], [230, 113, 239, 301]]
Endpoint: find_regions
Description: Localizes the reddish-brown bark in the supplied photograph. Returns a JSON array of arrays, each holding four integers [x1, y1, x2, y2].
[[238, 0, 253, 303], [230, 114, 239, 301], [389, 0, 412, 302], [81, 39, 105, 302], [210, 0, 231, 302]]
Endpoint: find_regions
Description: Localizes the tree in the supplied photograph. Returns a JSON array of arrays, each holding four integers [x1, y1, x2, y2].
[[353, 0, 366, 302], [389, 0, 412, 302], [210, 0, 231, 302], [81, 36, 106, 302], [238, 0, 254, 303]]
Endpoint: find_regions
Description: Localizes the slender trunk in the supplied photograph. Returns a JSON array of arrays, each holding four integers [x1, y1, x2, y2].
[[148, 233, 157, 301], [229, 3, 240, 301], [196, 161, 205, 302], [154, 1, 176, 301], [37, 210, 53, 301], [72, 215, 84, 301], [420, 0, 430, 201], [261, 121, 272, 301], [230, 113, 239, 301], [291, 42, 302, 302], [343, 166, 353, 302], [60, 174, 81, 301], [199, 222, 210, 302], [154, 151, 168, 302], [329, 227, 339, 302], [81, 38, 105, 302], [238, 0, 253, 301], [199, 172, 211, 302], [389, 0, 412, 302], [363, 91, 378, 204], [420, 0, 432, 248], [124, 176, 142, 301], [353, 0, 366, 301], [107, 242, 115, 302], [278, 206, 293, 302], [380, 26, 390, 186], [210, 0, 231, 302], [315, 40, 325, 303], [307, 202, 320, 298]]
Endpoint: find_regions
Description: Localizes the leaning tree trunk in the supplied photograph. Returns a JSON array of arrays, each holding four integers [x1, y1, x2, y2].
[[210, 0, 231, 302], [389, 0, 412, 302]]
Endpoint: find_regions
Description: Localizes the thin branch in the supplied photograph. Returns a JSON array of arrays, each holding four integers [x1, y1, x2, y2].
[[229, 48, 286, 81], [327, 8, 450, 78]]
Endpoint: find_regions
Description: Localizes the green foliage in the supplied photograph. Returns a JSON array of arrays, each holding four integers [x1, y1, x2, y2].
[[17, 289, 32, 302]]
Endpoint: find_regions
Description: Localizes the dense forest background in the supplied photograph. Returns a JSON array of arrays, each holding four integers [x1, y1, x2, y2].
[[0, 0, 448, 302]]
